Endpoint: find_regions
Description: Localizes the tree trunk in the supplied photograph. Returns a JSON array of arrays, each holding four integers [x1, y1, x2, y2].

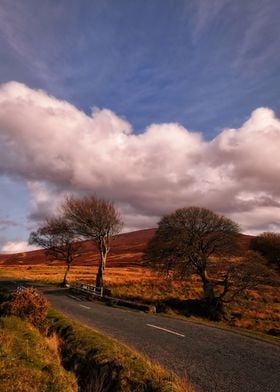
[[63, 263, 71, 286], [95, 236, 110, 288], [95, 250, 107, 288], [95, 263, 103, 288], [200, 270, 215, 301], [200, 270, 224, 321]]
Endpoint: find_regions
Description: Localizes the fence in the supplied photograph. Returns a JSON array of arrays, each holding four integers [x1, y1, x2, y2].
[[16, 284, 26, 293], [71, 282, 104, 298]]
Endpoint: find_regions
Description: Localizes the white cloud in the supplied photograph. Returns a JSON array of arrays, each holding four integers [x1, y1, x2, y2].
[[232, 1, 280, 73], [1, 240, 38, 254], [26, 181, 69, 221], [191, 0, 231, 42], [0, 81, 280, 234]]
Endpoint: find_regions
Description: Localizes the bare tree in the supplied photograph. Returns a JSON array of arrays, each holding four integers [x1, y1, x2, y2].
[[144, 207, 241, 319], [62, 196, 123, 288], [145, 207, 274, 319], [29, 217, 81, 286]]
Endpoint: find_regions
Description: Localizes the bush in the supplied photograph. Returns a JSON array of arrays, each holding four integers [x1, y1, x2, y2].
[[3, 287, 49, 332]]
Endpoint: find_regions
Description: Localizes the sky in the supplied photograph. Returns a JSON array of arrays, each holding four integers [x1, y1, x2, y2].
[[0, 0, 280, 253]]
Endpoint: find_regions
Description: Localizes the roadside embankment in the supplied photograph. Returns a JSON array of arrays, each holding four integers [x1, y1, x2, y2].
[[0, 315, 77, 392], [48, 308, 192, 392]]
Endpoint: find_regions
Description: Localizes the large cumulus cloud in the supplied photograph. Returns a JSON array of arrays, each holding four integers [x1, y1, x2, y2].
[[0, 81, 280, 235]]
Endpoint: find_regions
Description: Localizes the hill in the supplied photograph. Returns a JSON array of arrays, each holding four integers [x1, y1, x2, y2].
[[0, 228, 253, 266]]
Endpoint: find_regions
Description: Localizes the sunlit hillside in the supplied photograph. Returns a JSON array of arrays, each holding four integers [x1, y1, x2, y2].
[[0, 228, 253, 266], [0, 229, 279, 336]]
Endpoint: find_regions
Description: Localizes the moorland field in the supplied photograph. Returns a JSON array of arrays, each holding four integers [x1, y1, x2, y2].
[[0, 229, 279, 336]]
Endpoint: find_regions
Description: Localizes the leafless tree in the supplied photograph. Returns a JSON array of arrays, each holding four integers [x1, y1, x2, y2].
[[62, 196, 123, 288], [145, 207, 274, 319], [29, 217, 81, 286], [144, 207, 242, 319]]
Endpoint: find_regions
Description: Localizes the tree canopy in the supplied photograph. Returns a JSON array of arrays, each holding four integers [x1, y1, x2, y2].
[[145, 207, 243, 319], [145, 206, 240, 277], [29, 217, 81, 286], [62, 195, 123, 287]]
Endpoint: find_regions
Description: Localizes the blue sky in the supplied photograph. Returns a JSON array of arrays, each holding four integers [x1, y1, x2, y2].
[[2, 0, 279, 134], [0, 0, 280, 251]]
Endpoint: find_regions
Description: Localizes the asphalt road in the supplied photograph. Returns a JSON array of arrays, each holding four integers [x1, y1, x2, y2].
[[44, 285, 280, 392], [2, 281, 280, 392]]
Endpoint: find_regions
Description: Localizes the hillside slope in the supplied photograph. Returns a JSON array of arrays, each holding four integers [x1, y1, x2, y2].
[[0, 228, 252, 266]]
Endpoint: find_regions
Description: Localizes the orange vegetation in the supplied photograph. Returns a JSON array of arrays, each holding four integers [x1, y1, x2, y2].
[[0, 229, 279, 335]]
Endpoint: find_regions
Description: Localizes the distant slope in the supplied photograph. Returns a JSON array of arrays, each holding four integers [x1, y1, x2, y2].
[[0, 229, 156, 266], [0, 228, 253, 267]]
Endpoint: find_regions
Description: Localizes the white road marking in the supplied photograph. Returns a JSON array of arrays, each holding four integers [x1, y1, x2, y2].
[[79, 304, 91, 310], [146, 324, 185, 337]]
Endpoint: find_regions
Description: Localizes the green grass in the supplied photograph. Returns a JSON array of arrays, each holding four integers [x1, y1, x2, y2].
[[0, 316, 77, 392], [48, 308, 192, 392]]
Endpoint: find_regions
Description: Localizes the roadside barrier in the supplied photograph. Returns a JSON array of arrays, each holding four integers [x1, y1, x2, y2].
[[71, 282, 104, 297], [70, 282, 156, 313]]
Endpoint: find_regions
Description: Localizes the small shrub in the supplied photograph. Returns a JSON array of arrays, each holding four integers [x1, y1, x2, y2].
[[4, 287, 49, 332]]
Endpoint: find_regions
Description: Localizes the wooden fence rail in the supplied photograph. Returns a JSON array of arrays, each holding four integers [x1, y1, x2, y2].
[[71, 282, 104, 297]]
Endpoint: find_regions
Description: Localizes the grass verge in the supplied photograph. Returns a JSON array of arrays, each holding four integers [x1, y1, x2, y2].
[[47, 308, 193, 392], [0, 315, 77, 392]]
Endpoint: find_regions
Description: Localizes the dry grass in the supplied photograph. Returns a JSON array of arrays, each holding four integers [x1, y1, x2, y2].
[[48, 308, 194, 392], [0, 316, 77, 392], [0, 329, 13, 353], [1, 262, 279, 335], [0, 227, 279, 337], [46, 333, 61, 355]]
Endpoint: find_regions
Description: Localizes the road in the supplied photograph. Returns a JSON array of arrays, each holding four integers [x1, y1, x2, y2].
[[2, 281, 280, 392], [44, 285, 280, 392]]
